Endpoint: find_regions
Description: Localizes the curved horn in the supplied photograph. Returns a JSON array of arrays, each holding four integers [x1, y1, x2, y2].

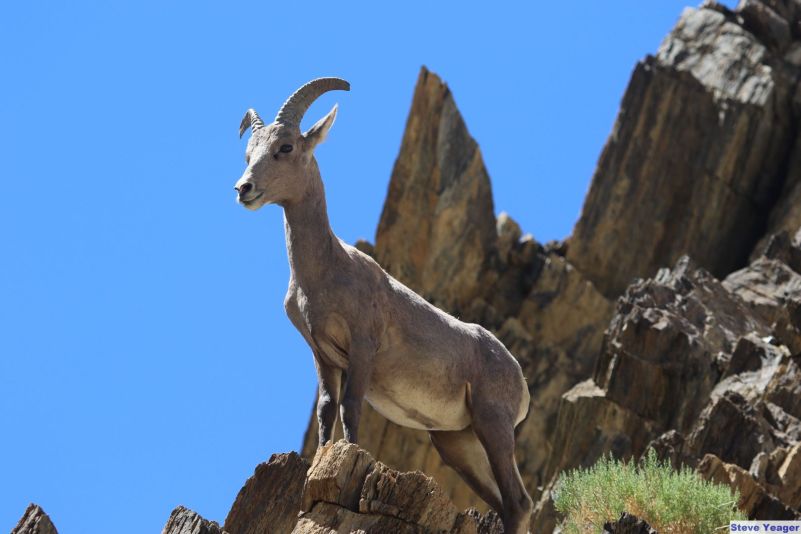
[[239, 108, 265, 138], [275, 78, 350, 129]]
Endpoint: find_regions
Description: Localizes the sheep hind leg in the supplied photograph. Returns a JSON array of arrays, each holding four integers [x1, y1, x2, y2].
[[471, 402, 533, 534], [429, 427, 503, 513]]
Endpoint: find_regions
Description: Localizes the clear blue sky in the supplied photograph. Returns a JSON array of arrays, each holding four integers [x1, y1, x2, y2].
[[1, 2, 736, 532]]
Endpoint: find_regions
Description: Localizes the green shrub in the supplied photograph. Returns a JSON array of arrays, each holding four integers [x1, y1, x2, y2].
[[553, 449, 746, 534]]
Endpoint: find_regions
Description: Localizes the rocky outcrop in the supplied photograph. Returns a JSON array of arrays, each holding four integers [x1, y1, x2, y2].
[[224, 452, 309, 534], [697, 454, 798, 519], [374, 66, 497, 312], [11, 504, 58, 534], [567, 2, 800, 298], [534, 237, 801, 528], [161, 506, 226, 534], [295, 440, 503, 534]]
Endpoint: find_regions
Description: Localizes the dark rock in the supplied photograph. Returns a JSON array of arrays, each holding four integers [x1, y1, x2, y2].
[[646, 430, 690, 469], [11, 504, 58, 534], [697, 454, 799, 519], [567, 5, 798, 298], [161, 506, 226, 534], [602, 512, 657, 534], [686, 391, 778, 469], [224, 452, 309, 534], [739, 0, 792, 50]]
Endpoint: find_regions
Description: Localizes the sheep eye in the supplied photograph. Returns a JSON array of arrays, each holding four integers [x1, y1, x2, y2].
[[279, 144, 293, 153]]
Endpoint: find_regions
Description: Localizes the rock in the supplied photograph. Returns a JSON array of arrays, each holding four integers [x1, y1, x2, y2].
[[375, 66, 497, 312], [353, 239, 375, 257], [740, 0, 792, 50], [567, 5, 798, 298], [302, 441, 375, 513], [646, 430, 690, 469], [686, 391, 779, 469], [533, 257, 773, 528], [764, 354, 801, 421], [293, 440, 500, 533], [224, 452, 309, 534], [162, 506, 227, 534], [594, 257, 767, 433], [724, 255, 801, 353], [293, 501, 418, 534], [11, 504, 58, 534], [602, 512, 657, 534], [359, 461, 463, 531], [697, 454, 798, 519], [777, 442, 801, 507]]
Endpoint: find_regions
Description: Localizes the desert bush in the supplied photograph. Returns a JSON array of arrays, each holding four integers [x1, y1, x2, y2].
[[553, 449, 746, 533]]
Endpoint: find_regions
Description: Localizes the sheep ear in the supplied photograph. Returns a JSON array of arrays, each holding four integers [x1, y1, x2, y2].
[[303, 104, 338, 150]]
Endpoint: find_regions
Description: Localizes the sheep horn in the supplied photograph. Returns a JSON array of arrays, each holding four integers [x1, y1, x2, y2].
[[275, 78, 350, 130], [239, 108, 265, 138]]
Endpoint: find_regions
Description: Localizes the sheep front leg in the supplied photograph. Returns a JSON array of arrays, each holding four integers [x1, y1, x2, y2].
[[340, 339, 374, 444], [313, 355, 342, 447]]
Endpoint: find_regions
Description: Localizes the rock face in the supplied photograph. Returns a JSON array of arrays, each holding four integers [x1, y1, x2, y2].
[[375, 66, 497, 312], [11, 504, 58, 534], [567, 2, 800, 298], [224, 452, 309, 534], [161, 506, 226, 534], [533, 242, 801, 530], [294, 440, 503, 534]]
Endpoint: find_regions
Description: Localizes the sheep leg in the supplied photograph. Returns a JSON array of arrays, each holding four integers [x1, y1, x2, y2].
[[471, 403, 533, 534], [429, 427, 503, 512], [339, 340, 374, 444], [313, 354, 342, 447]]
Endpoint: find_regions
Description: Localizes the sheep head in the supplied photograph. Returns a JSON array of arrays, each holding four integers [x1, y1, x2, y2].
[[234, 77, 350, 210]]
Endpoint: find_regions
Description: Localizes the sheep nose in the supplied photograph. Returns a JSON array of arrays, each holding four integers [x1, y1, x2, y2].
[[236, 182, 253, 196]]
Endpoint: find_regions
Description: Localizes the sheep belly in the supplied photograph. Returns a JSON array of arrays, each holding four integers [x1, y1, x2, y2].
[[365, 380, 471, 431]]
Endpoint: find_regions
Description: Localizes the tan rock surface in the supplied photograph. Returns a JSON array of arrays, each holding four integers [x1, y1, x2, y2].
[[293, 440, 501, 534], [375, 66, 497, 312], [224, 452, 309, 534]]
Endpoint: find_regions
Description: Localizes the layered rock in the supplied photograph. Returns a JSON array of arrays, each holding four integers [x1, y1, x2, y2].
[[11, 504, 58, 534], [224, 452, 309, 534], [374, 66, 497, 312], [567, 2, 800, 298], [161, 506, 226, 534], [534, 238, 801, 529], [294, 440, 503, 534]]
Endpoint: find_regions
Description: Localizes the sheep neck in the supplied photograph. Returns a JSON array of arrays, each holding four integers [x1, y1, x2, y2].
[[283, 166, 340, 286]]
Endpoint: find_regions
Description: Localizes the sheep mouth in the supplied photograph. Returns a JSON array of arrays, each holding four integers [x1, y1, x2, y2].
[[239, 192, 264, 206]]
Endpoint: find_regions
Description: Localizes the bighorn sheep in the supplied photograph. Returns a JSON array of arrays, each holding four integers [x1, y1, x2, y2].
[[234, 78, 534, 534]]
